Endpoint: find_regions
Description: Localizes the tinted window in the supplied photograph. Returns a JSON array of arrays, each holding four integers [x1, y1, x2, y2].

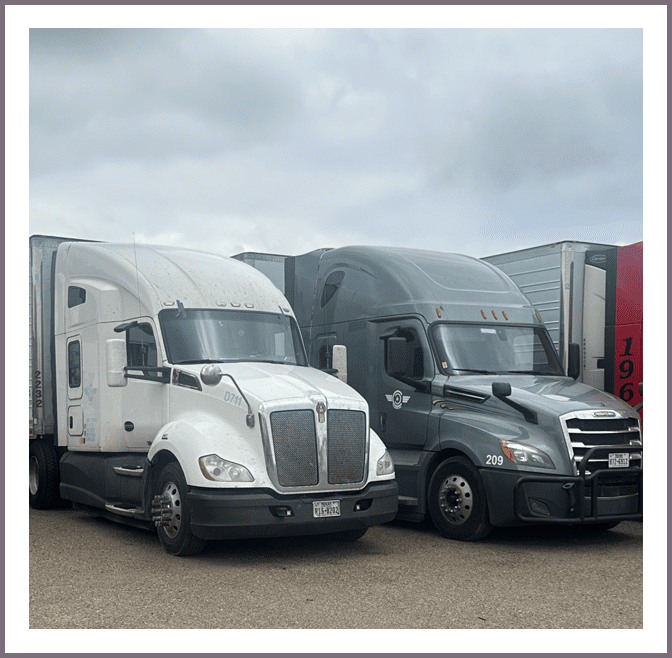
[[68, 286, 86, 308], [321, 271, 345, 307], [432, 323, 563, 375], [385, 328, 424, 380], [127, 323, 158, 368], [68, 341, 81, 388], [159, 309, 307, 366]]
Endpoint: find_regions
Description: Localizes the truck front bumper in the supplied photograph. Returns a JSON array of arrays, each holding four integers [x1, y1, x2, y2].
[[186, 480, 398, 540], [482, 462, 642, 527]]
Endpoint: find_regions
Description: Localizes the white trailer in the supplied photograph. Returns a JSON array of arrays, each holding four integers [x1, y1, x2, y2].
[[29, 236, 397, 555], [482, 241, 643, 410], [482, 241, 610, 385]]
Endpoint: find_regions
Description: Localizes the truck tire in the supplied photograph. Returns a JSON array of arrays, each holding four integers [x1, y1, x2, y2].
[[29, 440, 61, 509], [155, 462, 206, 557], [428, 457, 493, 541]]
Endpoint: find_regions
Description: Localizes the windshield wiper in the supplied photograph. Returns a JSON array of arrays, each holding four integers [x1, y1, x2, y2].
[[507, 370, 556, 375], [172, 359, 226, 365], [453, 368, 498, 375], [245, 358, 292, 365], [174, 357, 296, 366]]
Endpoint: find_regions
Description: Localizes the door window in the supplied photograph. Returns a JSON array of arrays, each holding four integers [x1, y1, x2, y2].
[[385, 328, 425, 380], [125, 323, 165, 382], [127, 323, 158, 368]]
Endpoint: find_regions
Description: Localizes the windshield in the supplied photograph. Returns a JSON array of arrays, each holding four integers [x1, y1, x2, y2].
[[159, 309, 308, 366], [432, 323, 563, 376]]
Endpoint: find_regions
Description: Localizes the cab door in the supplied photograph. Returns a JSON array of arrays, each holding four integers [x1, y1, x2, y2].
[[374, 320, 432, 450], [119, 321, 167, 450], [371, 319, 434, 511]]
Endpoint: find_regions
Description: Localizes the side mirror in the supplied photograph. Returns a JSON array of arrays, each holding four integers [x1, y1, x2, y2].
[[492, 380, 538, 424], [387, 337, 408, 377], [201, 364, 224, 387], [492, 382, 512, 398], [332, 345, 348, 383], [633, 382, 644, 411], [106, 339, 127, 387], [567, 343, 581, 380]]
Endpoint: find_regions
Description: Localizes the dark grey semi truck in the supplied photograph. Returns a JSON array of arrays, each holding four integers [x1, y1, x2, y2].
[[234, 246, 643, 541]]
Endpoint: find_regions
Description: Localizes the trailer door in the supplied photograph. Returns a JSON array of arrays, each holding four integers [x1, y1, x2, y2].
[[582, 264, 607, 390]]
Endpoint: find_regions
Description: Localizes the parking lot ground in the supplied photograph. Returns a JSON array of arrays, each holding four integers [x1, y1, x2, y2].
[[28, 506, 643, 631]]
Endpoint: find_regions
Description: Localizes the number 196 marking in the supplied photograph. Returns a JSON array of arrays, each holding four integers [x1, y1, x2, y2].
[[486, 454, 504, 466]]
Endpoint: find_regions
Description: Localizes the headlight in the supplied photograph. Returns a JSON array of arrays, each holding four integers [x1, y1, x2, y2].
[[376, 450, 395, 476], [499, 440, 555, 469], [199, 454, 254, 482]]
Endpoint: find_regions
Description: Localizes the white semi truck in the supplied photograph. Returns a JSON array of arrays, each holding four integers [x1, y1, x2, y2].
[[29, 236, 398, 555]]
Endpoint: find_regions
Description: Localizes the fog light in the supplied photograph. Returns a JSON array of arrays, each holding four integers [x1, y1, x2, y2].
[[529, 499, 551, 516], [271, 506, 293, 518]]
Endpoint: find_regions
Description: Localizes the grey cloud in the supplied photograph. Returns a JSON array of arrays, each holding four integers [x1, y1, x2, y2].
[[425, 70, 641, 204], [27, 27, 645, 258], [30, 29, 299, 174]]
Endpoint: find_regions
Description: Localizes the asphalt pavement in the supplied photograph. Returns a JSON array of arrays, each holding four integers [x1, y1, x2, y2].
[[28, 506, 643, 633]]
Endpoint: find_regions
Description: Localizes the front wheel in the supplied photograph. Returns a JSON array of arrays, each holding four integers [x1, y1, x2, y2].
[[154, 462, 206, 557], [427, 457, 493, 541]]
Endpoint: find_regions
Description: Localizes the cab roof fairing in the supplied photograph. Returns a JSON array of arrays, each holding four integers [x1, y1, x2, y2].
[[309, 245, 538, 326], [60, 242, 295, 320]]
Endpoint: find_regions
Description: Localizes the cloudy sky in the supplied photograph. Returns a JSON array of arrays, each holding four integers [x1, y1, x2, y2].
[[19, 9, 661, 261]]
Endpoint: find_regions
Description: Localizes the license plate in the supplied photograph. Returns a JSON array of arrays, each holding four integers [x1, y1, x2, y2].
[[313, 500, 341, 518], [608, 452, 630, 468]]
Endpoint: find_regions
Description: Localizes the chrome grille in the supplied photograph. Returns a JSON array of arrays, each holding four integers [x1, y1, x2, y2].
[[562, 412, 642, 474], [327, 410, 367, 484], [266, 405, 369, 490], [565, 418, 636, 432], [270, 410, 318, 487]]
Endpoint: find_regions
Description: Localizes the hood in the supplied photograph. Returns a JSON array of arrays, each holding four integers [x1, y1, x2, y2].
[[159, 361, 374, 492], [443, 374, 638, 420], [172, 361, 366, 409]]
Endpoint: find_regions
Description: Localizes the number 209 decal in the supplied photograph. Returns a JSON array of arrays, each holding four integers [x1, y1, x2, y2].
[[486, 454, 504, 466]]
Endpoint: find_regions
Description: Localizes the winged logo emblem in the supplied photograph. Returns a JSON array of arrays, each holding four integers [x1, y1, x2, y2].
[[386, 390, 411, 410]]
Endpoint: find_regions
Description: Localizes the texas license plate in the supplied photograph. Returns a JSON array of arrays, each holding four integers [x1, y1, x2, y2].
[[608, 453, 630, 468], [313, 500, 341, 518]]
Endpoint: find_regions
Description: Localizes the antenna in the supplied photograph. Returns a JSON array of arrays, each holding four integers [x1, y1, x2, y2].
[[133, 233, 142, 314], [132, 233, 145, 362]]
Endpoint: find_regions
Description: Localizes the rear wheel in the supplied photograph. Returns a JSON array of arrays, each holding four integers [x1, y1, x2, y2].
[[154, 462, 206, 557], [29, 440, 61, 509], [428, 457, 493, 541]]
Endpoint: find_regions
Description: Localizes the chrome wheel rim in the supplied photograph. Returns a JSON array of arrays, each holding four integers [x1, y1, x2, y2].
[[438, 474, 473, 525], [161, 481, 182, 538]]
